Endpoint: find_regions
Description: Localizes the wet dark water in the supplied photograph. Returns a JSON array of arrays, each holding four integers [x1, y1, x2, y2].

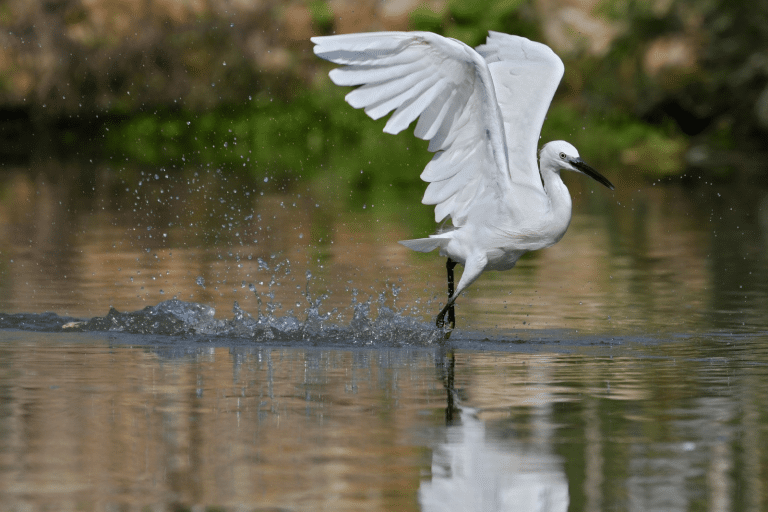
[[1, 163, 767, 510], [1, 330, 767, 511]]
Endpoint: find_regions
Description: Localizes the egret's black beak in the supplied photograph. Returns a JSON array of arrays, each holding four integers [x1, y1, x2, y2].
[[571, 158, 615, 190]]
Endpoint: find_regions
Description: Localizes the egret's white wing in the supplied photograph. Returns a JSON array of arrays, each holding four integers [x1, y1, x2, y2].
[[312, 31, 510, 225], [475, 32, 564, 190]]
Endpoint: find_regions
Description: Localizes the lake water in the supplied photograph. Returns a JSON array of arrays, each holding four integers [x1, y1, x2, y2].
[[1, 162, 767, 511]]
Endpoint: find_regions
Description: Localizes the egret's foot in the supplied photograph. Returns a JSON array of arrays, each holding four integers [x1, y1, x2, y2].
[[435, 301, 455, 339], [435, 315, 454, 339], [435, 303, 450, 328]]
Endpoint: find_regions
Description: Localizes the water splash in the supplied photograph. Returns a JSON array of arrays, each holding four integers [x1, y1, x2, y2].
[[0, 236, 445, 344], [0, 292, 442, 346]]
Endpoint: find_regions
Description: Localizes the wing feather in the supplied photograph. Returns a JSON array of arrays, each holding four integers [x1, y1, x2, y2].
[[328, 61, 424, 86], [384, 78, 449, 134], [475, 31, 564, 189], [427, 87, 474, 153], [420, 135, 477, 182], [367, 71, 437, 123], [433, 196, 457, 224], [423, 156, 483, 205], [313, 31, 510, 225], [413, 87, 454, 139], [345, 66, 434, 112]]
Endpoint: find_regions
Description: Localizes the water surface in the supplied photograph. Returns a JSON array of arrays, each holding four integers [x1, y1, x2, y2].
[[1, 330, 767, 511], [1, 162, 767, 511]]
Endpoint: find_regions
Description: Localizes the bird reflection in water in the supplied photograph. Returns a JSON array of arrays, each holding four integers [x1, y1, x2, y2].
[[420, 348, 569, 512]]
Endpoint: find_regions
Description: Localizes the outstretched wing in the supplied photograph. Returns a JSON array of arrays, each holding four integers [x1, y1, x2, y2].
[[312, 31, 511, 225], [475, 32, 564, 190]]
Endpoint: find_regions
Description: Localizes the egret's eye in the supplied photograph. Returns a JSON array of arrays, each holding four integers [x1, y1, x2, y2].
[[559, 152, 566, 159]]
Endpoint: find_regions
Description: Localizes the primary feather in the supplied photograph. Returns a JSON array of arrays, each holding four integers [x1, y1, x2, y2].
[[312, 31, 512, 226]]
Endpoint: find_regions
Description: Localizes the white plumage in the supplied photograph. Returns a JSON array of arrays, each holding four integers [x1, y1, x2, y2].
[[312, 31, 614, 329]]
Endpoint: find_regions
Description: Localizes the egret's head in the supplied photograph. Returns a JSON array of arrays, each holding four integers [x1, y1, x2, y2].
[[540, 141, 614, 190]]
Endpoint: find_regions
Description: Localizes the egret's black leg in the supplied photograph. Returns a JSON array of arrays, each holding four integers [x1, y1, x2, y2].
[[436, 258, 457, 331], [446, 258, 456, 329]]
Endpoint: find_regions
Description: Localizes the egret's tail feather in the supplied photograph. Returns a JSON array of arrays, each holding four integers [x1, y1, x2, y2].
[[398, 237, 449, 253]]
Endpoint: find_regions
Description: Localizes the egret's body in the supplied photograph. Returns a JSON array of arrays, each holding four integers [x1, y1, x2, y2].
[[312, 31, 614, 330]]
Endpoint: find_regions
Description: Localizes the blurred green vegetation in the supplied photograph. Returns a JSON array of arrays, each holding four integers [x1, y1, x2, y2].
[[102, 78, 685, 190], [411, 0, 537, 46], [102, 85, 431, 189]]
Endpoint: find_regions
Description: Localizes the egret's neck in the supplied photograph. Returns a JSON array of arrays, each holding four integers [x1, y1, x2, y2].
[[540, 163, 573, 229]]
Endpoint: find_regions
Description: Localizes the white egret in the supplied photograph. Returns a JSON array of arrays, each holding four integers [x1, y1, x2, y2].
[[312, 31, 614, 332]]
